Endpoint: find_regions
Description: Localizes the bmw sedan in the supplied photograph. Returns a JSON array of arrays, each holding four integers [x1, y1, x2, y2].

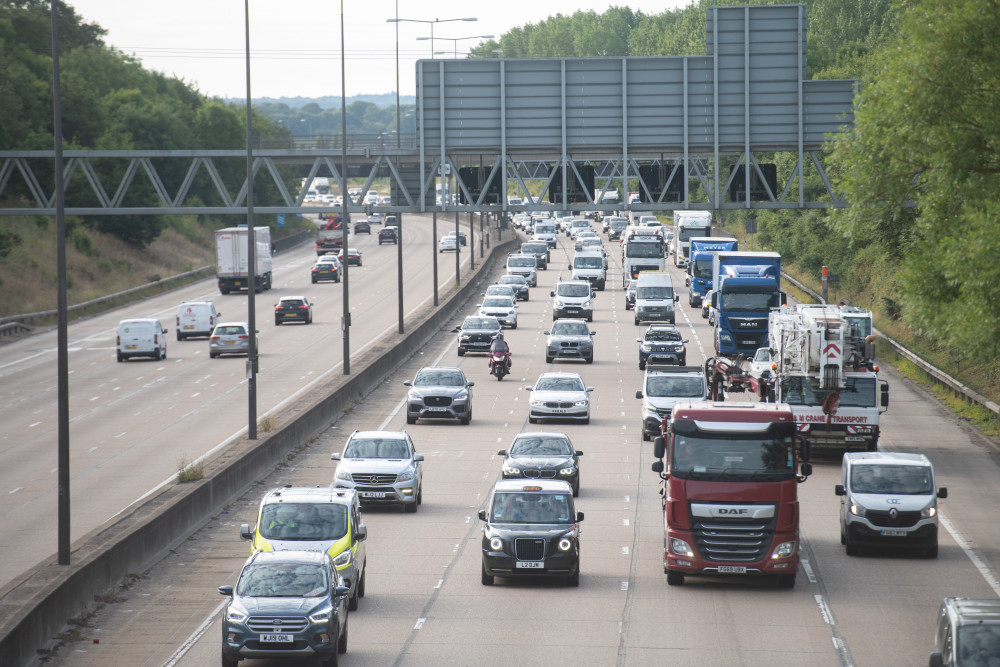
[[404, 366, 475, 425], [526, 372, 594, 424], [499, 432, 583, 496]]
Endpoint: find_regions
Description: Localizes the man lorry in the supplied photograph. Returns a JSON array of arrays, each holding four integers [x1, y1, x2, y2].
[[687, 236, 738, 306], [650, 401, 810, 588], [710, 251, 784, 356], [622, 231, 666, 286], [672, 211, 713, 268], [215, 226, 273, 294], [765, 303, 889, 453]]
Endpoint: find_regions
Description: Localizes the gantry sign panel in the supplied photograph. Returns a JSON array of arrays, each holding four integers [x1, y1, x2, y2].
[[0, 4, 856, 217]]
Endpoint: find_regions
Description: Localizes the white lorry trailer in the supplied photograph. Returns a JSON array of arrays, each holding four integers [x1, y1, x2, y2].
[[215, 226, 273, 294]]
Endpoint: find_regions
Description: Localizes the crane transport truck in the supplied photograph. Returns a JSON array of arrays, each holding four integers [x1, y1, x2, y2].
[[766, 303, 889, 453], [650, 400, 810, 588], [672, 211, 713, 268], [215, 226, 273, 294], [710, 251, 784, 356], [687, 236, 738, 306]]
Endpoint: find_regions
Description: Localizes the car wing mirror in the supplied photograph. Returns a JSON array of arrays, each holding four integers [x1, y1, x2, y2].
[[576, 512, 585, 522], [477, 509, 487, 521], [355, 523, 368, 542], [240, 523, 255, 540], [575, 450, 583, 456], [331, 452, 342, 461], [467, 381, 475, 387], [218, 585, 234, 597], [635, 390, 643, 399], [335, 585, 351, 597], [586, 386, 594, 392], [413, 453, 425, 462], [938, 487, 948, 499], [834, 484, 846, 496], [403, 380, 412, 386]]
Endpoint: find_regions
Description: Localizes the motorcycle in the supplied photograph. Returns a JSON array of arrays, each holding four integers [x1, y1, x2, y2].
[[488, 351, 511, 381]]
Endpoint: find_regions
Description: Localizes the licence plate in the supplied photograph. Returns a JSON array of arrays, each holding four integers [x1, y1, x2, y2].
[[717, 566, 747, 574], [125, 345, 137, 350], [259, 633, 293, 643], [359, 492, 386, 498], [183, 325, 194, 330], [844, 436, 865, 442], [427, 408, 447, 414], [234, 281, 242, 286], [741, 339, 756, 346], [880, 529, 908, 537], [515, 561, 544, 569], [224, 340, 236, 345]]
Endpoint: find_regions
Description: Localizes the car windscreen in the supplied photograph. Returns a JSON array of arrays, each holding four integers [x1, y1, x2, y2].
[[626, 243, 663, 258], [463, 317, 500, 331], [280, 299, 306, 308], [573, 256, 603, 269], [482, 298, 513, 308], [215, 326, 246, 336], [259, 502, 349, 541], [557, 284, 590, 297], [486, 287, 515, 297], [237, 562, 330, 598], [498, 276, 525, 285], [414, 370, 465, 386], [849, 464, 933, 495], [535, 377, 585, 392], [645, 329, 683, 342], [646, 376, 705, 398], [491, 492, 572, 524], [343, 437, 409, 458], [551, 322, 589, 336], [522, 244, 546, 253], [508, 257, 535, 267], [510, 436, 574, 456], [637, 286, 674, 300], [534, 224, 556, 233]]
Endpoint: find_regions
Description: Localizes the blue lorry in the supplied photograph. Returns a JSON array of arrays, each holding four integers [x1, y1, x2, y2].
[[710, 251, 784, 356], [687, 236, 738, 307]]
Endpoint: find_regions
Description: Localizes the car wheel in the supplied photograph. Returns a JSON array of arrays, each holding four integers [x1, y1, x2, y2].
[[845, 542, 860, 556], [582, 415, 590, 425], [358, 259, 362, 266], [926, 543, 939, 558], [337, 617, 349, 654], [348, 586, 359, 611], [639, 360, 646, 370], [417, 485, 423, 505], [406, 414, 416, 425], [210, 352, 218, 359], [222, 651, 239, 667], [321, 648, 339, 667], [585, 355, 593, 364], [545, 355, 553, 363], [117, 351, 123, 362], [511, 322, 517, 330], [275, 319, 281, 326], [161, 347, 167, 360], [481, 563, 494, 586], [176, 331, 182, 341], [666, 570, 685, 586], [312, 278, 318, 283], [307, 315, 313, 324], [642, 428, 650, 442], [634, 317, 640, 326], [358, 566, 366, 597], [587, 314, 593, 322], [404, 500, 417, 513], [528, 417, 537, 424], [523, 293, 529, 301], [572, 481, 579, 498], [460, 410, 471, 425], [457, 348, 465, 357]]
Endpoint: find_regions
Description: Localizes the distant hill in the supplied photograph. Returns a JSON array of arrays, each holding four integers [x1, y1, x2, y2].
[[226, 94, 416, 110]]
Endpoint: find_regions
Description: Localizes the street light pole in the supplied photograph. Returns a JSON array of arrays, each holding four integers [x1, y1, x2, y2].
[[394, 0, 404, 335], [340, 0, 351, 374], [244, 0, 259, 440]]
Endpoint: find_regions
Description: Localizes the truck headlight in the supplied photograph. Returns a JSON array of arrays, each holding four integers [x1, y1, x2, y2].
[[849, 499, 867, 517], [490, 537, 504, 551], [669, 538, 694, 558], [336, 469, 352, 481], [771, 541, 797, 559], [921, 506, 937, 519], [720, 333, 733, 342]]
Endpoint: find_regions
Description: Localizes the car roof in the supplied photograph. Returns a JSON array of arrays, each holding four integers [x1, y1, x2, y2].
[[215, 321, 249, 328], [843, 451, 932, 467], [551, 318, 588, 325], [556, 279, 591, 286], [416, 366, 465, 374], [261, 486, 359, 506], [492, 478, 573, 493], [943, 598, 1000, 625], [278, 295, 307, 301], [512, 431, 572, 442], [645, 323, 681, 332], [536, 371, 584, 381], [247, 549, 331, 567], [118, 318, 160, 324], [350, 429, 408, 439]]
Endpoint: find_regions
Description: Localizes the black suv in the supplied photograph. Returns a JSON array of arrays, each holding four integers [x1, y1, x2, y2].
[[378, 227, 398, 244], [354, 220, 371, 235], [479, 479, 584, 586], [520, 241, 550, 270], [637, 324, 688, 368], [457, 316, 502, 356]]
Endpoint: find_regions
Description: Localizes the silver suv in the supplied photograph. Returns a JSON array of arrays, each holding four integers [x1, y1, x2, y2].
[[635, 366, 707, 441], [544, 319, 596, 364], [332, 430, 424, 513], [506, 254, 538, 287], [404, 366, 475, 425]]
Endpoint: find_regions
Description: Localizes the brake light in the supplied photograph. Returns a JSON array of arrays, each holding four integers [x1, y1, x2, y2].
[[116, 335, 120, 345], [210, 335, 220, 340], [298, 305, 308, 309], [238, 334, 249, 339], [175, 316, 180, 327]]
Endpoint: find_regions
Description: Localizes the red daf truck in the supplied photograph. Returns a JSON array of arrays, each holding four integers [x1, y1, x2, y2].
[[650, 401, 811, 588]]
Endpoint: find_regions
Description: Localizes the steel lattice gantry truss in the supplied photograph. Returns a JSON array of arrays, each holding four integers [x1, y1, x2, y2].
[[0, 4, 855, 218]]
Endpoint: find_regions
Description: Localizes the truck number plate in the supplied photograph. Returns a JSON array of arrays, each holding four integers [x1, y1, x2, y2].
[[359, 492, 386, 499], [515, 561, 543, 569], [259, 633, 293, 643], [717, 566, 747, 574], [880, 529, 908, 537], [844, 436, 865, 442]]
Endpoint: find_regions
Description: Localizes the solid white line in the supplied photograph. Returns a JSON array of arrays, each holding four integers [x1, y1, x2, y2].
[[940, 513, 1000, 596], [814, 594, 834, 625], [161, 598, 228, 667]]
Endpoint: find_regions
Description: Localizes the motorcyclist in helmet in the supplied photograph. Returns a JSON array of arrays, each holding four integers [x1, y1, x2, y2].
[[488, 333, 512, 371]]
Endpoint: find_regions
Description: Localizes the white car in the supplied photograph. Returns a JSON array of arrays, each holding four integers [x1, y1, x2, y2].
[[526, 372, 594, 424], [439, 235, 458, 253], [478, 295, 519, 329]]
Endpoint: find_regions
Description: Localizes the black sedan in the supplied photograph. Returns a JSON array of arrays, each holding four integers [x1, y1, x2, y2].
[[274, 295, 313, 325], [354, 220, 371, 234], [499, 432, 583, 496], [378, 227, 398, 244]]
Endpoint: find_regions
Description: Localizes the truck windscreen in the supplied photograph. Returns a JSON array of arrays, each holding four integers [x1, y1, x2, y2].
[[670, 433, 797, 481], [779, 377, 877, 408], [626, 244, 662, 258], [693, 259, 713, 279], [719, 291, 774, 312], [678, 228, 706, 242]]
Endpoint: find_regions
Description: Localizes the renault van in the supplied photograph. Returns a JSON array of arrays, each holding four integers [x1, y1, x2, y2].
[[116, 318, 168, 362], [175, 301, 220, 340]]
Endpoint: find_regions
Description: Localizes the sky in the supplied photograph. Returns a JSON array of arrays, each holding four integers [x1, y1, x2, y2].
[[67, 0, 692, 100]]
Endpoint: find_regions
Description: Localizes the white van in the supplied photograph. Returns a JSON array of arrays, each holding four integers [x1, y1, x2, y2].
[[836, 451, 947, 557], [175, 301, 221, 341], [116, 318, 168, 362], [572, 250, 607, 290], [633, 271, 677, 325]]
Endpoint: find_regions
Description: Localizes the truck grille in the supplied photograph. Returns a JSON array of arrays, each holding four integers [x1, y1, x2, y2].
[[424, 396, 452, 407], [692, 516, 774, 563], [351, 474, 398, 485], [728, 317, 766, 330], [247, 616, 308, 633], [515, 538, 545, 560], [865, 510, 921, 528]]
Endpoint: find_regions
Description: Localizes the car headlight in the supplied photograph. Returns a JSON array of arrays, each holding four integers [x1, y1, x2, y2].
[[530, 399, 545, 407], [583, 301, 592, 308], [397, 469, 415, 482], [640, 344, 651, 351], [502, 463, 520, 475], [407, 391, 420, 401], [669, 537, 694, 557], [849, 499, 866, 517], [921, 506, 937, 519], [490, 537, 504, 551], [332, 549, 353, 567], [573, 400, 589, 407], [508, 310, 516, 316], [771, 541, 797, 559], [666, 304, 674, 311], [336, 469, 352, 481], [454, 390, 469, 401], [225, 607, 247, 623], [558, 538, 573, 551], [460, 335, 471, 341], [308, 606, 333, 624], [558, 467, 575, 476]]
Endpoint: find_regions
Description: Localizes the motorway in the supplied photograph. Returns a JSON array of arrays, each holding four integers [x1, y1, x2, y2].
[[24, 223, 1000, 666], [0, 213, 487, 590]]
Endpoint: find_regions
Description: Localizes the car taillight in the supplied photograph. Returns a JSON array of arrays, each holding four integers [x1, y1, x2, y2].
[[175, 316, 180, 327], [116, 335, 120, 345], [238, 334, 249, 339], [154, 334, 158, 344], [299, 305, 308, 309], [210, 336, 220, 340]]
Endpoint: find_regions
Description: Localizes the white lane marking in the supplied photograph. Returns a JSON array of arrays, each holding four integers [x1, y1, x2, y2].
[[88, 447, 98, 453], [941, 513, 1000, 596], [9, 487, 22, 494], [622, 518, 630, 526], [814, 594, 834, 625], [624, 495, 630, 502], [115, 432, 126, 438], [620, 581, 629, 591], [414, 617, 426, 630], [160, 598, 229, 667], [29, 422, 41, 428], [800, 558, 817, 584], [434, 580, 443, 589], [621, 546, 629, 555]]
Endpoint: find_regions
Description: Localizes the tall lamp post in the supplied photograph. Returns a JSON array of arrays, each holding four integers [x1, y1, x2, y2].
[[421, 34, 494, 59], [340, 0, 351, 374], [387, 16, 477, 57]]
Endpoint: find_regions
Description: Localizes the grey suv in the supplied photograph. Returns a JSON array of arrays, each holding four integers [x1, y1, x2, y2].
[[544, 319, 596, 364], [219, 550, 349, 667], [404, 366, 475, 425], [332, 430, 424, 513]]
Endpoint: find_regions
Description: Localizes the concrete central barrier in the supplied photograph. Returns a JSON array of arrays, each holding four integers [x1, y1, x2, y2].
[[0, 236, 517, 667]]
